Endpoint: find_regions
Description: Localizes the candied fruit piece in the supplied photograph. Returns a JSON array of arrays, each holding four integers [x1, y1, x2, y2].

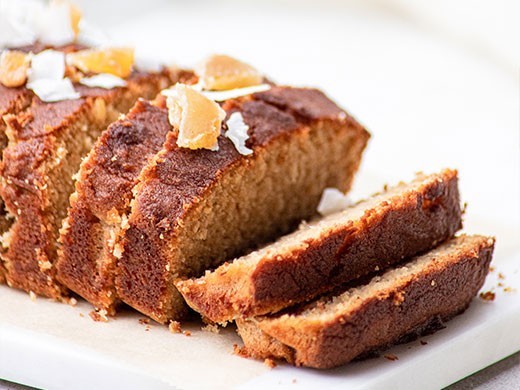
[[0, 50, 30, 88], [67, 48, 134, 78], [166, 83, 226, 150], [196, 54, 263, 91]]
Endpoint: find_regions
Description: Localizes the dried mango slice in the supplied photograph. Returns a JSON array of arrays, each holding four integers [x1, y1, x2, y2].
[[196, 54, 263, 91], [67, 47, 134, 78], [0, 50, 31, 88], [165, 83, 226, 150]]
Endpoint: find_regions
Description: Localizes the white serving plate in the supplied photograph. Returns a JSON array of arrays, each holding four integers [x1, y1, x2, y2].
[[1, 1, 518, 388]]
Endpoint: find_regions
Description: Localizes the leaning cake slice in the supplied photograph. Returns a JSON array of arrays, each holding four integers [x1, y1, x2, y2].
[[177, 169, 462, 323], [236, 235, 495, 369]]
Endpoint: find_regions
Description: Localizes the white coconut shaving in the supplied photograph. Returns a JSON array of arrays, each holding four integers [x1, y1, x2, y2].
[[28, 50, 65, 82], [29, 0, 75, 47], [202, 84, 271, 102], [225, 112, 253, 156], [317, 188, 353, 216], [79, 73, 127, 89], [26, 50, 80, 102], [0, 0, 37, 49]]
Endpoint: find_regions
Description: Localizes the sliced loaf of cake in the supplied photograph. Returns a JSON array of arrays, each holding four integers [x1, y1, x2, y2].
[[177, 169, 462, 323], [115, 86, 370, 323], [237, 235, 495, 369], [0, 59, 173, 298]]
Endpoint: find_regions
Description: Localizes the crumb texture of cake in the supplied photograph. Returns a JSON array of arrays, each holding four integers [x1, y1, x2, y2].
[[236, 235, 495, 369], [176, 169, 462, 323], [115, 86, 370, 323], [55, 98, 175, 312], [0, 66, 171, 298]]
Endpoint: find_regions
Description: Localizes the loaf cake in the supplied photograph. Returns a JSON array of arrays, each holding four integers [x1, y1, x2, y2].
[[237, 235, 495, 369], [177, 169, 462, 323], [115, 86, 370, 323]]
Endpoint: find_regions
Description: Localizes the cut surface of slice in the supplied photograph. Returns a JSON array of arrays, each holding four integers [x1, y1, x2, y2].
[[115, 86, 370, 323], [237, 235, 495, 369], [177, 169, 462, 323]]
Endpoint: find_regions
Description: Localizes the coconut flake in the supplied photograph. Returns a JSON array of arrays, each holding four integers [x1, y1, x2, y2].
[[317, 188, 353, 216], [202, 84, 271, 102], [27, 78, 79, 102], [28, 50, 65, 82], [28, 0, 75, 46], [79, 73, 127, 89], [0, 0, 38, 49], [225, 112, 253, 156], [26, 50, 80, 102]]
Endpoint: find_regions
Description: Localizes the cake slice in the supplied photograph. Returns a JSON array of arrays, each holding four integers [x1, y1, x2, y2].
[[115, 86, 370, 323], [56, 88, 193, 313], [0, 44, 81, 282], [236, 235, 495, 369], [0, 56, 174, 299], [176, 169, 462, 323]]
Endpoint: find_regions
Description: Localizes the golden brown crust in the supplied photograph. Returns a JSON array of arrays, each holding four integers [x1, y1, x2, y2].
[[236, 235, 495, 369], [0, 70, 171, 298], [177, 169, 462, 323], [115, 86, 370, 323]]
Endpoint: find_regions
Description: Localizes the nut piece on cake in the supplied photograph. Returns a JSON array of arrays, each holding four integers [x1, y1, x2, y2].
[[0, 51, 31, 88], [164, 83, 226, 150], [195, 54, 263, 91]]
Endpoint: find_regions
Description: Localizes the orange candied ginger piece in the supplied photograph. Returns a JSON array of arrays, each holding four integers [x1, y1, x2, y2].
[[196, 54, 263, 91], [165, 83, 226, 150], [0, 50, 31, 88], [66, 47, 134, 78]]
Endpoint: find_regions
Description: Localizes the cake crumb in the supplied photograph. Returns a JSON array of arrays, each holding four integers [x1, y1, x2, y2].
[[184, 330, 192, 337], [431, 280, 436, 286], [202, 323, 220, 334], [89, 309, 109, 322], [233, 344, 249, 358], [67, 297, 78, 306], [504, 287, 516, 293], [498, 272, 505, 280], [79, 313, 85, 318], [29, 291, 37, 301], [384, 354, 399, 361], [139, 318, 150, 325], [420, 340, 428, 345], [264, 358, 277, 368], [145, 325, 151, 332], [168, 320, 182, 334], [498, 282, 504, 287], [479, 291, 495, 301], [489, 266, 495, 272]]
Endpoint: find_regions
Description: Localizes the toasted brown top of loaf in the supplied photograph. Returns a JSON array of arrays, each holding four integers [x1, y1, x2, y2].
[[132, 86, 360, 235], [238, 235, 495, 368], [72, 99, 171, 217]]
